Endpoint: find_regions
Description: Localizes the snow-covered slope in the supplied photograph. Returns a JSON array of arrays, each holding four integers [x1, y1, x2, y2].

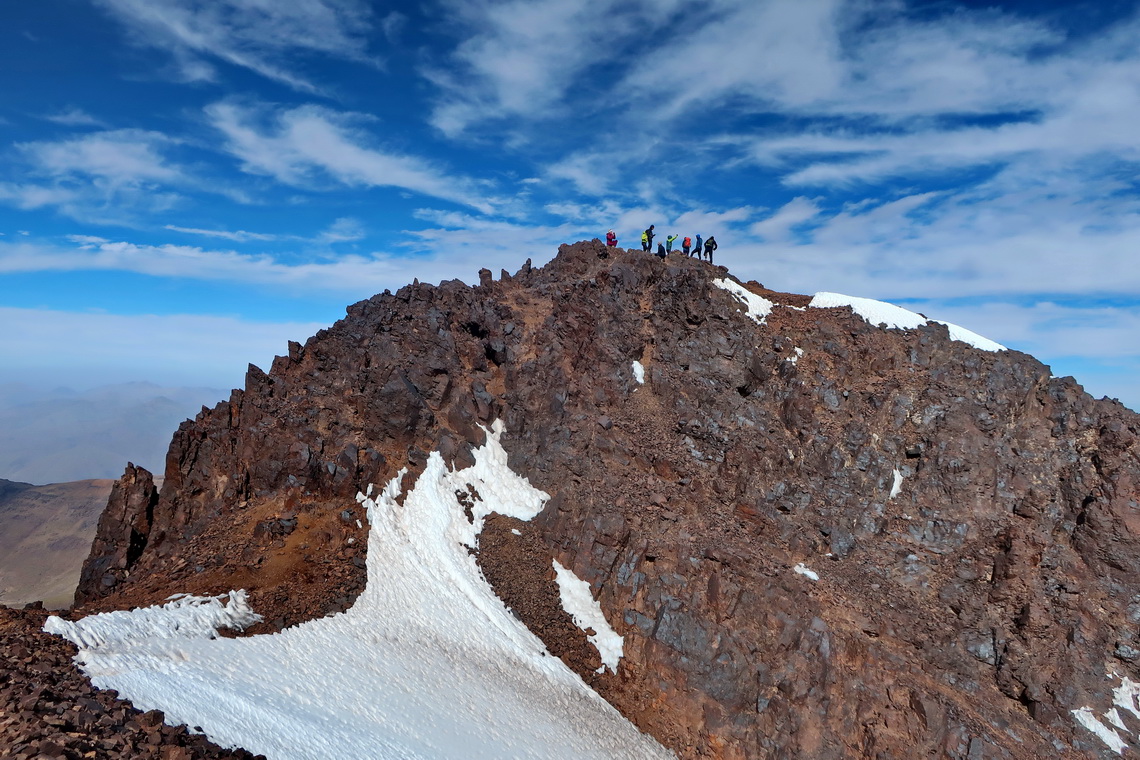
[[808, 292, 1006, 352], [47, 423, 671, 760]]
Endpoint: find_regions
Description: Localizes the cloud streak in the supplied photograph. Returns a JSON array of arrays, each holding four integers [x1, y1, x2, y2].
[[0, 238, 406, 295], [93, 0, 377, 93], [206, 102, 497, 212], [0, 306, 326, 390]]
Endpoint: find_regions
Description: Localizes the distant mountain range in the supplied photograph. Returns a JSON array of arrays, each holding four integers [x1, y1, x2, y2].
[[0, 381, 225, 484]]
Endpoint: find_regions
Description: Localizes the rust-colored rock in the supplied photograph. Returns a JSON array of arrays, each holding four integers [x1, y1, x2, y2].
[[58, 242, 1140, 757], [75, 463, 157, 605]]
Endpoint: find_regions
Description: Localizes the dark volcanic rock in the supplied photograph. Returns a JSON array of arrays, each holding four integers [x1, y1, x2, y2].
[[0, 605, 264, 760], [76, 463, 158, 605], [67, 241, 1140, 758]]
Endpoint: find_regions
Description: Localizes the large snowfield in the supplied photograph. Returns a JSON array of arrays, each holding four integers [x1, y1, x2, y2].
[[46, 422, 672, 760]]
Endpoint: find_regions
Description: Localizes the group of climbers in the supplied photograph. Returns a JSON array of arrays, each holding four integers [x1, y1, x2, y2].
[[608, 225, 717, 263]]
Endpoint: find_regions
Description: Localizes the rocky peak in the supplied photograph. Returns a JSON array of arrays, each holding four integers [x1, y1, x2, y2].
[[75, 240, 1140, 758]]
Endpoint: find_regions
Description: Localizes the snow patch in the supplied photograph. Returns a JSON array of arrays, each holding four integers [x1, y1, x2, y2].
[[631, 360, 646, 385], [787, 347, 803, 365], [46, 422, 672, 760], [552, 561, 624, 673], [1074, 708, 1129, 754], [934, 320, 1007, 352], [44, 592, 260, 650], [793, 563, 820, 582], [1114, 677, 1140, 720], [889, 469, 904, 500], [714, 279, 774, 324], [808, 292, 1006, 352], [1072, 674, 1140, 754]]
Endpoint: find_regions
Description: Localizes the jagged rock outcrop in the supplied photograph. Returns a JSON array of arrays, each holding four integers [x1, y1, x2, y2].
[[76, 464, 157, 605], [72, 240, 1140, 758]]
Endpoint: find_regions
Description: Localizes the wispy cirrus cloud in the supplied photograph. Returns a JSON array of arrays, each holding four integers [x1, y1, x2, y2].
[[42, 107, 106, 128], [718, 184, 1140, 303], [0, 237, 404, 294], [164, 225, 283, 243], [164, 216, 366, 244], [19, 129, 184, 186], [2, 129, 221, 223], [93, 0, 377, 94], [425, 0, 691, 137], [619, 0, 846, 120], [206, 101, 498, 212]]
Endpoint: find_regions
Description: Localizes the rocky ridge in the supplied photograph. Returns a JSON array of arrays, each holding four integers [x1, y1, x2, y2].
[[52, 240, 1140, 758]]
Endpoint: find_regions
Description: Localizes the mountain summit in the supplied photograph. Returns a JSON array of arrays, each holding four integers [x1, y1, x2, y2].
[[65, 241, 1140, 758]]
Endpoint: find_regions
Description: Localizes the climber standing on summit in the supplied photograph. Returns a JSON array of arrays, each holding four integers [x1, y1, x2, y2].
[[645, 225, 655, 252], [666, 234, 678, 253], [693, 234, 703, 259], [703, 236, 717, 263], [606, 229, 617, 248], [641, 229, 649, 251], [682, 235, 692, 256]]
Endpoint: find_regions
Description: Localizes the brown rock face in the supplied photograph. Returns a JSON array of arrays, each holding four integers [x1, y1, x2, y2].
[[73, 241, 1140, 758], [76, 464, 157, 605]]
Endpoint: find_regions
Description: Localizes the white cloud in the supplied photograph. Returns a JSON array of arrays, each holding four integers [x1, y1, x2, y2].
[[620, 0, 846, 119], [0, 238, 405, 295], [19, 129, 183, 187], [0, 183, 81, 211], [206, 102, 497, 212], [0, 307, 326, 390], [380, 11, 407, 43], [318, 217, 366, 243], [94, 0, 377, 93], [672, 206, 761, 234], [901, 301, 1140, 362], [164, 225, 284, 243], [426, 0, 689, 135], [748, 198, 820, 241], [65, 234, 111, 247], [0, 130, 211, 223], [717, 184, 1140, 303], [406, 210, 593, 277], [42, 107, 106, 128], [163, 218, 365, 244]]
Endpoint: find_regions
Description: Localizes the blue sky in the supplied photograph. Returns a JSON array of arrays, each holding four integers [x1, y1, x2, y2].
[[1, 0, 1138, 408]]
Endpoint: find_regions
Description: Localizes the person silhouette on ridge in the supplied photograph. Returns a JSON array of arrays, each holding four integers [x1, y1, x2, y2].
[[704, 236, 717, 263], [693, 234, 703, 258], [645, 225, 655, 252], [606, 229, 617, 247], [666, 234, 678, 253]]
